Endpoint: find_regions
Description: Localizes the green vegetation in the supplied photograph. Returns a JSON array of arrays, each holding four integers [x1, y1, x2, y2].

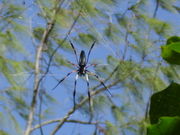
[[0, 0, 179, 135]]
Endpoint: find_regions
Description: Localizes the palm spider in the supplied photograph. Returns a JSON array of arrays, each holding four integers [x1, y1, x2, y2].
[[52, 40, 111, 110]]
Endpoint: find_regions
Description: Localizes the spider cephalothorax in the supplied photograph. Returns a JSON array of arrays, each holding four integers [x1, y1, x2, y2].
[[52, 40, 111, 111]]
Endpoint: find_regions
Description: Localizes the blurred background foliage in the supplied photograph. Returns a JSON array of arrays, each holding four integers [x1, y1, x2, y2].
[[0, 0, 179, 135]]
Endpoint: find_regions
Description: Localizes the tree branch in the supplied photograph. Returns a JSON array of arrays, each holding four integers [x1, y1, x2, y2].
[[24, 1, 61, 135], [50, 80, 120, 135], [29, 80, 120, 134]]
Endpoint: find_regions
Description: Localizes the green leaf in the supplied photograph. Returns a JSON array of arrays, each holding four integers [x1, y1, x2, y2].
[[104, 23, 120, 43], [0, 56, 30, 91], [149, 82, 180, 124], [169, 42, 180, 53], [111, 105, 125, 123], [105, 121, 119, 135], [159, 0, 177, 13], [144, 16, 171, 36], [56, 9, 72, 28], [78, 33, 96, 45], [71, 0, 97, 16], [166, 36, 180, 44], [0, 31, 26, 54], [173, 5, 180, 13], [0, 130, 9, 135], [55, 39, 71, 50], [98, 0, 117, 5], [147, 117, 180, 135], [161, 36, 180, 65], [92, 96, 108, 113], [33, 27, 44, 40]]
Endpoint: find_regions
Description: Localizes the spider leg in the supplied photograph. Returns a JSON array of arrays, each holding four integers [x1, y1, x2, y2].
[[86, 41, 96, 64], [86, 63, 109, 69], [69, 40, 79, 64], [86, 70, 112, 96], [51, 70, 77, 91], [85, 63, 98, 68], [73, 74, 79, 109], [85, 74, 92, 110], [67, 60, 78, 67], [85, 74, 93, 121]]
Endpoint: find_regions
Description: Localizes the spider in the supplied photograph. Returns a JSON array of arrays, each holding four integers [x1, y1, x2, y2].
[[52, 40, 111, 110]]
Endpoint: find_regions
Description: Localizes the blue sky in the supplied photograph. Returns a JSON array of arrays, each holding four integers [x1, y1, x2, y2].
[[1, 0, 180, 135]]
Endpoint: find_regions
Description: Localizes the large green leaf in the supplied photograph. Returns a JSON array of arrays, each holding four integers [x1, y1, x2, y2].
[[166, 36, 180, 44], [161, 36, 180, 65], [147, 117, 180, 135], [149, 82, 180, 124]]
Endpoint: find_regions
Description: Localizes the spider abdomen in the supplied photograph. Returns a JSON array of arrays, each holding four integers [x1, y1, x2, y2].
[[79, 50, 86, 66]]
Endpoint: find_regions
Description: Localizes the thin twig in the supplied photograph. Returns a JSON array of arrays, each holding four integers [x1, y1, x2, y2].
[[153, 0, 159, 18], [38, 89, 44, 135], [31, 119, 100, 131], [122, 31, 129, 60]]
